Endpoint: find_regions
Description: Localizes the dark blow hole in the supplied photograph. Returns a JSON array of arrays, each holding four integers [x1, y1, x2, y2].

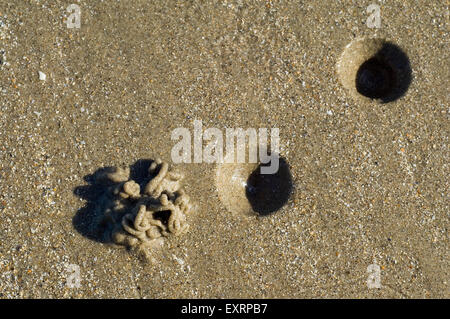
[[355, 42, 411, 102], [245, 156, 293, 216]]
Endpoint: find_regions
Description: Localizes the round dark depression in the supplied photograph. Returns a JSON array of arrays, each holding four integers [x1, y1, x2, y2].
[[356, 58, 396, 99], [355, 42, 412, 103], [245, 156, 293, 216]]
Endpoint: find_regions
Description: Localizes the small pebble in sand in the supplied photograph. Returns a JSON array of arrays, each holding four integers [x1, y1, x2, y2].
[[38, 71, 46, 81]]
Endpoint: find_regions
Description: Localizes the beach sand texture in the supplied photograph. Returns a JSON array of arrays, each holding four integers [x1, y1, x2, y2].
[[0, 0, 448, 298]]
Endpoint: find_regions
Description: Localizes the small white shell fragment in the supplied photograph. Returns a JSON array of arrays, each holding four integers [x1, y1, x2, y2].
[[172, 254, 185, 266], [38, 71, 46, 81]]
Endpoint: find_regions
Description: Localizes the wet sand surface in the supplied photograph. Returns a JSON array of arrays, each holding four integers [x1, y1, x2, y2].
[[0, 0, 448, 298]]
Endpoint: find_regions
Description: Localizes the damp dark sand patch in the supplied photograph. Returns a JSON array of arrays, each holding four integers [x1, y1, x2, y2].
[[73, 159, 193, 262], [215, 156, 293, 216], [337, 38, 412, 103]]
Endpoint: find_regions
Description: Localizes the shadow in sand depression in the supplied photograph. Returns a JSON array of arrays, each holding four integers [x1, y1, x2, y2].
[[245, 156, 293, 216], [355, 42, 412, 103]]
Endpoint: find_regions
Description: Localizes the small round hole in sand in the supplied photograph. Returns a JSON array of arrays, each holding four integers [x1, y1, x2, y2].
[[337, 38, 411, 103], [215, 156, 293, 216], [245, 157, 293, 216], [356, 57, 396, 99]]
